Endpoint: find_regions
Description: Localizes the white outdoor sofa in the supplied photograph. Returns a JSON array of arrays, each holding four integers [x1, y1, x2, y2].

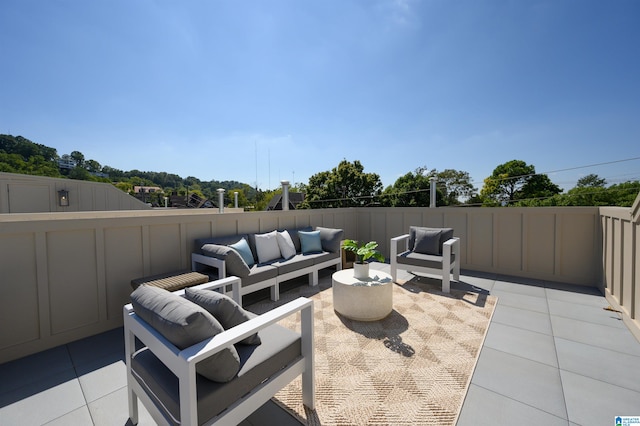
[[390, 226, 460, 293], [124, 276, 315, 425]]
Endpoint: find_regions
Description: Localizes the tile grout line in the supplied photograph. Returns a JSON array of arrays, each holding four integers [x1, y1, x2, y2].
[[65, 343, 96, 426], [544, 284, 571, 424]]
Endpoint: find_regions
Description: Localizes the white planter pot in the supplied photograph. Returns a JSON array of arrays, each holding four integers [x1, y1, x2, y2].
[[353, 262, 370, 280]]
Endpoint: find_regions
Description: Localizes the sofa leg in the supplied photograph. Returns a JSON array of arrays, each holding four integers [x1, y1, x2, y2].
[[270, 283, 280, 301], [310, 270, 319, 286]]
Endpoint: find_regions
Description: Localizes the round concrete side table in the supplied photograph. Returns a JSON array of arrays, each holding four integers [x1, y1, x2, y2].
[[332, 268, 393, 321]]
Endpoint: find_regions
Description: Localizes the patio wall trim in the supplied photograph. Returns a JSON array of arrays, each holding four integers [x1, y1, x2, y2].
[[1, 205, 636, 364], [600, 203, 639, 341]]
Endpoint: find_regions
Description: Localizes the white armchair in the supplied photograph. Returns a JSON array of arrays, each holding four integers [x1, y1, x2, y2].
[[390, 227, 460, 293], [124, 276, 315, 425]]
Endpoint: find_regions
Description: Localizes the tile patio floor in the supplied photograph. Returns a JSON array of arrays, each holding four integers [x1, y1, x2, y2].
[[1, 264, 639, 425]]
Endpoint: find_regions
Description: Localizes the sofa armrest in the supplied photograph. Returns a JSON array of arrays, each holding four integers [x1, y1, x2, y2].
[[192, 252, 226, 278]]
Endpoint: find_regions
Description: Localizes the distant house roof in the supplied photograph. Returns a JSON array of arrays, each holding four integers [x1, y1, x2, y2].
[[133, 186, 162, 193], [266, 192, 305, 210]]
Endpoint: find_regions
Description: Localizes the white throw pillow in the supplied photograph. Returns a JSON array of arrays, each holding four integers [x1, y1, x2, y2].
[[254, 231, 282, 264], [276, 230, 297, 260]]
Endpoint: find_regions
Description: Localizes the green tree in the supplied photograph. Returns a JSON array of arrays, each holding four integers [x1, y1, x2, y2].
[[382, 166, 436, 207], [564, 174, 609, 206], [301, 160, 383, 208], [436, 169, 477, 205], [85, 159, 102, 173], [481, 160, 561, 205], [519, 174, 562, 201], [70, 151, 85, 168], [606, 181, 640, 207]]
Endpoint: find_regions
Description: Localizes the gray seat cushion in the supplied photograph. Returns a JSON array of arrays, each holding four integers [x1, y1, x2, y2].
[[131, 323, 302, 426], [396, 251, 455, 270], [272, 254, 315, 275], [130, 286, 240, 382], [242, 264, 278, 287], [307, 250, 340, 265]]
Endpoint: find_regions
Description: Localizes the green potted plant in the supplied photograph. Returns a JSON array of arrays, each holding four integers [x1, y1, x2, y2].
[[341, 239, 385, 279]]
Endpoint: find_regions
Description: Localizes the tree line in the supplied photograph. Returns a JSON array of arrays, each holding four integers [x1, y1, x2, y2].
[[0, 134, 261, 207], [2, 134, 639, 208], [300, 159, 640, 208]]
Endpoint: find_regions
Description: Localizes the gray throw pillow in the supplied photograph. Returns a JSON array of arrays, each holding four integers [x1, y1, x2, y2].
[[316, 227, 344, 254], [201, 244, 251, 278], [413, 228, 442, 255], [185, 288, 261, 345], [130, 285, 240, 382]]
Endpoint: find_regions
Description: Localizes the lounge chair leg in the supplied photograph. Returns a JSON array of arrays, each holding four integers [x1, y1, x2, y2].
[[442, 272, 450, 293], [128, 391, 139, 425]]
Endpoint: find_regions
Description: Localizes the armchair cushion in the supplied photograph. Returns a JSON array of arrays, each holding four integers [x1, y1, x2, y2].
[[184, 287, 261, 345], [413, 228, 442, 255], [130, 285, 241, 382], [409, 226, 455, 255], [299, 230, 323, 254]]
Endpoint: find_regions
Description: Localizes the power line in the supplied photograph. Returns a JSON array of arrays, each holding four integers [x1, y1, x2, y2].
[[306, 157, 640, 206], [470, 156, 640, 186]]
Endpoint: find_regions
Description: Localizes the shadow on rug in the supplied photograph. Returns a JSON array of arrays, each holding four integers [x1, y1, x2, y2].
[[247, 275, 496, 426]]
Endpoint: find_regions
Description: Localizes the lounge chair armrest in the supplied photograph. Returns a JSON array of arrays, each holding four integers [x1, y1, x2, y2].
[[442, 237, 460, 252], [183, 297, 313, 363], [391, 234, 410, 243], [391, 234, 410, 258]]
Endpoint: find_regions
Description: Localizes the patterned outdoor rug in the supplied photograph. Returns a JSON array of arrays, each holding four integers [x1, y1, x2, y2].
[[247, 275, 496, 426]]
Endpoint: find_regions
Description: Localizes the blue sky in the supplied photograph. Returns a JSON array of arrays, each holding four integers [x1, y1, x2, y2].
[[1, 0, 639, 191]]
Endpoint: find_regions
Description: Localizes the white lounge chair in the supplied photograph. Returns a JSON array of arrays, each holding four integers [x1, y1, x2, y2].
[[123, 276, 315, 425], [390, 227, 460, 293]]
